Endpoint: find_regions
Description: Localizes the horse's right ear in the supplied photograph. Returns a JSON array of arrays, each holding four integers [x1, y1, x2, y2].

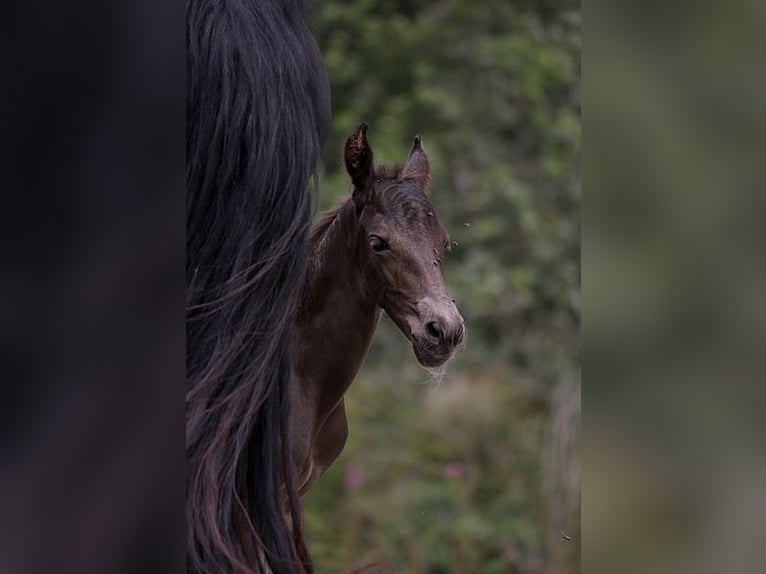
[[344, 122, 374, 211]]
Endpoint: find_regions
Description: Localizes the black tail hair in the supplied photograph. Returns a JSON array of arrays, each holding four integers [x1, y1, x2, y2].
[[186, 1, 329, 572]]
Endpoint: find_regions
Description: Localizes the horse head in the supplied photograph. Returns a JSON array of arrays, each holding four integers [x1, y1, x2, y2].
[[344, 123, 465, 368]]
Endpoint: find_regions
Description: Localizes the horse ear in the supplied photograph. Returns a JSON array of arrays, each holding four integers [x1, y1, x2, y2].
[[344, 122, 374, 210], [401, 135, 430, 192]]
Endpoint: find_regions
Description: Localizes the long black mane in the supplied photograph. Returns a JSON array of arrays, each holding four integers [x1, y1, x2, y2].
[[186, 1, 329, 573]]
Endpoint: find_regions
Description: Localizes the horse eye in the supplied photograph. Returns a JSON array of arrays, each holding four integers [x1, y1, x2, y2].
[[369, 235, 389, 252]]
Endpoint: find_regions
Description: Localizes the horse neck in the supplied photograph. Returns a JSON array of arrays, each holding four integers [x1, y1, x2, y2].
[[296, 199, 382, 411]]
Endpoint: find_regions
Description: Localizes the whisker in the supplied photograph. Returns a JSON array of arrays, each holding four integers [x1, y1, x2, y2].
[[417, 363, 448, 387]]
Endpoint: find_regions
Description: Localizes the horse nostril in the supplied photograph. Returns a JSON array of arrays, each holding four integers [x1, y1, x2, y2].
[[425, 321, 443, 341]]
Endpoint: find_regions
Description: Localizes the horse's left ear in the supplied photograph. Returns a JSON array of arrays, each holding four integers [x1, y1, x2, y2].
[[400, 135, 431, 192]]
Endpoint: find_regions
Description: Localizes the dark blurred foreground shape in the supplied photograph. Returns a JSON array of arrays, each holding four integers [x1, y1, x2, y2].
[[1, 1, 185, 573]]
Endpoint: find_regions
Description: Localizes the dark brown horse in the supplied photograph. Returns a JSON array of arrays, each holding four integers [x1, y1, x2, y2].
[[290, 123, 465, 494]]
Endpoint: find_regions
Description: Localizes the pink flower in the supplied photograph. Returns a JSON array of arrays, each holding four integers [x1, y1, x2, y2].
[[445, 462, 465, 479], [344, 467, 364, 491]]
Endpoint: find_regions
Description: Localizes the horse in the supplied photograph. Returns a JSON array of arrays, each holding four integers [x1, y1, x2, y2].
[[290, 123, 465, 495], [186, 1, 330, 573]]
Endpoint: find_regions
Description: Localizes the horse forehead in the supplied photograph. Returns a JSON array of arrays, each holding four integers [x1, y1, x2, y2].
[[377, 185, 438, 224], [382, 207, 443, 240]]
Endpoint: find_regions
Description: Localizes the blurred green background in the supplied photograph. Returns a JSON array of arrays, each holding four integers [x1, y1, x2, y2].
[[305, 1, 580, 572]]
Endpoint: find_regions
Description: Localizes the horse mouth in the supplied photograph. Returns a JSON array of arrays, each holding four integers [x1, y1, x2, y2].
[[412, 338, 455, 368]]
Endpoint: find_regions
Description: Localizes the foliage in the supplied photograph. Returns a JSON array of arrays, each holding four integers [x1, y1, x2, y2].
[[305, 1, 580, 572]]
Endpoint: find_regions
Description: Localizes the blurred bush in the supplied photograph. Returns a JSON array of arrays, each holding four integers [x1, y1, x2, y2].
[[305, 1, 580, 572]]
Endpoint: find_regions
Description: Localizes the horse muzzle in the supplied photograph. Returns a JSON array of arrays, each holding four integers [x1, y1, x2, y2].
[[411, 316, 465, 367]]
